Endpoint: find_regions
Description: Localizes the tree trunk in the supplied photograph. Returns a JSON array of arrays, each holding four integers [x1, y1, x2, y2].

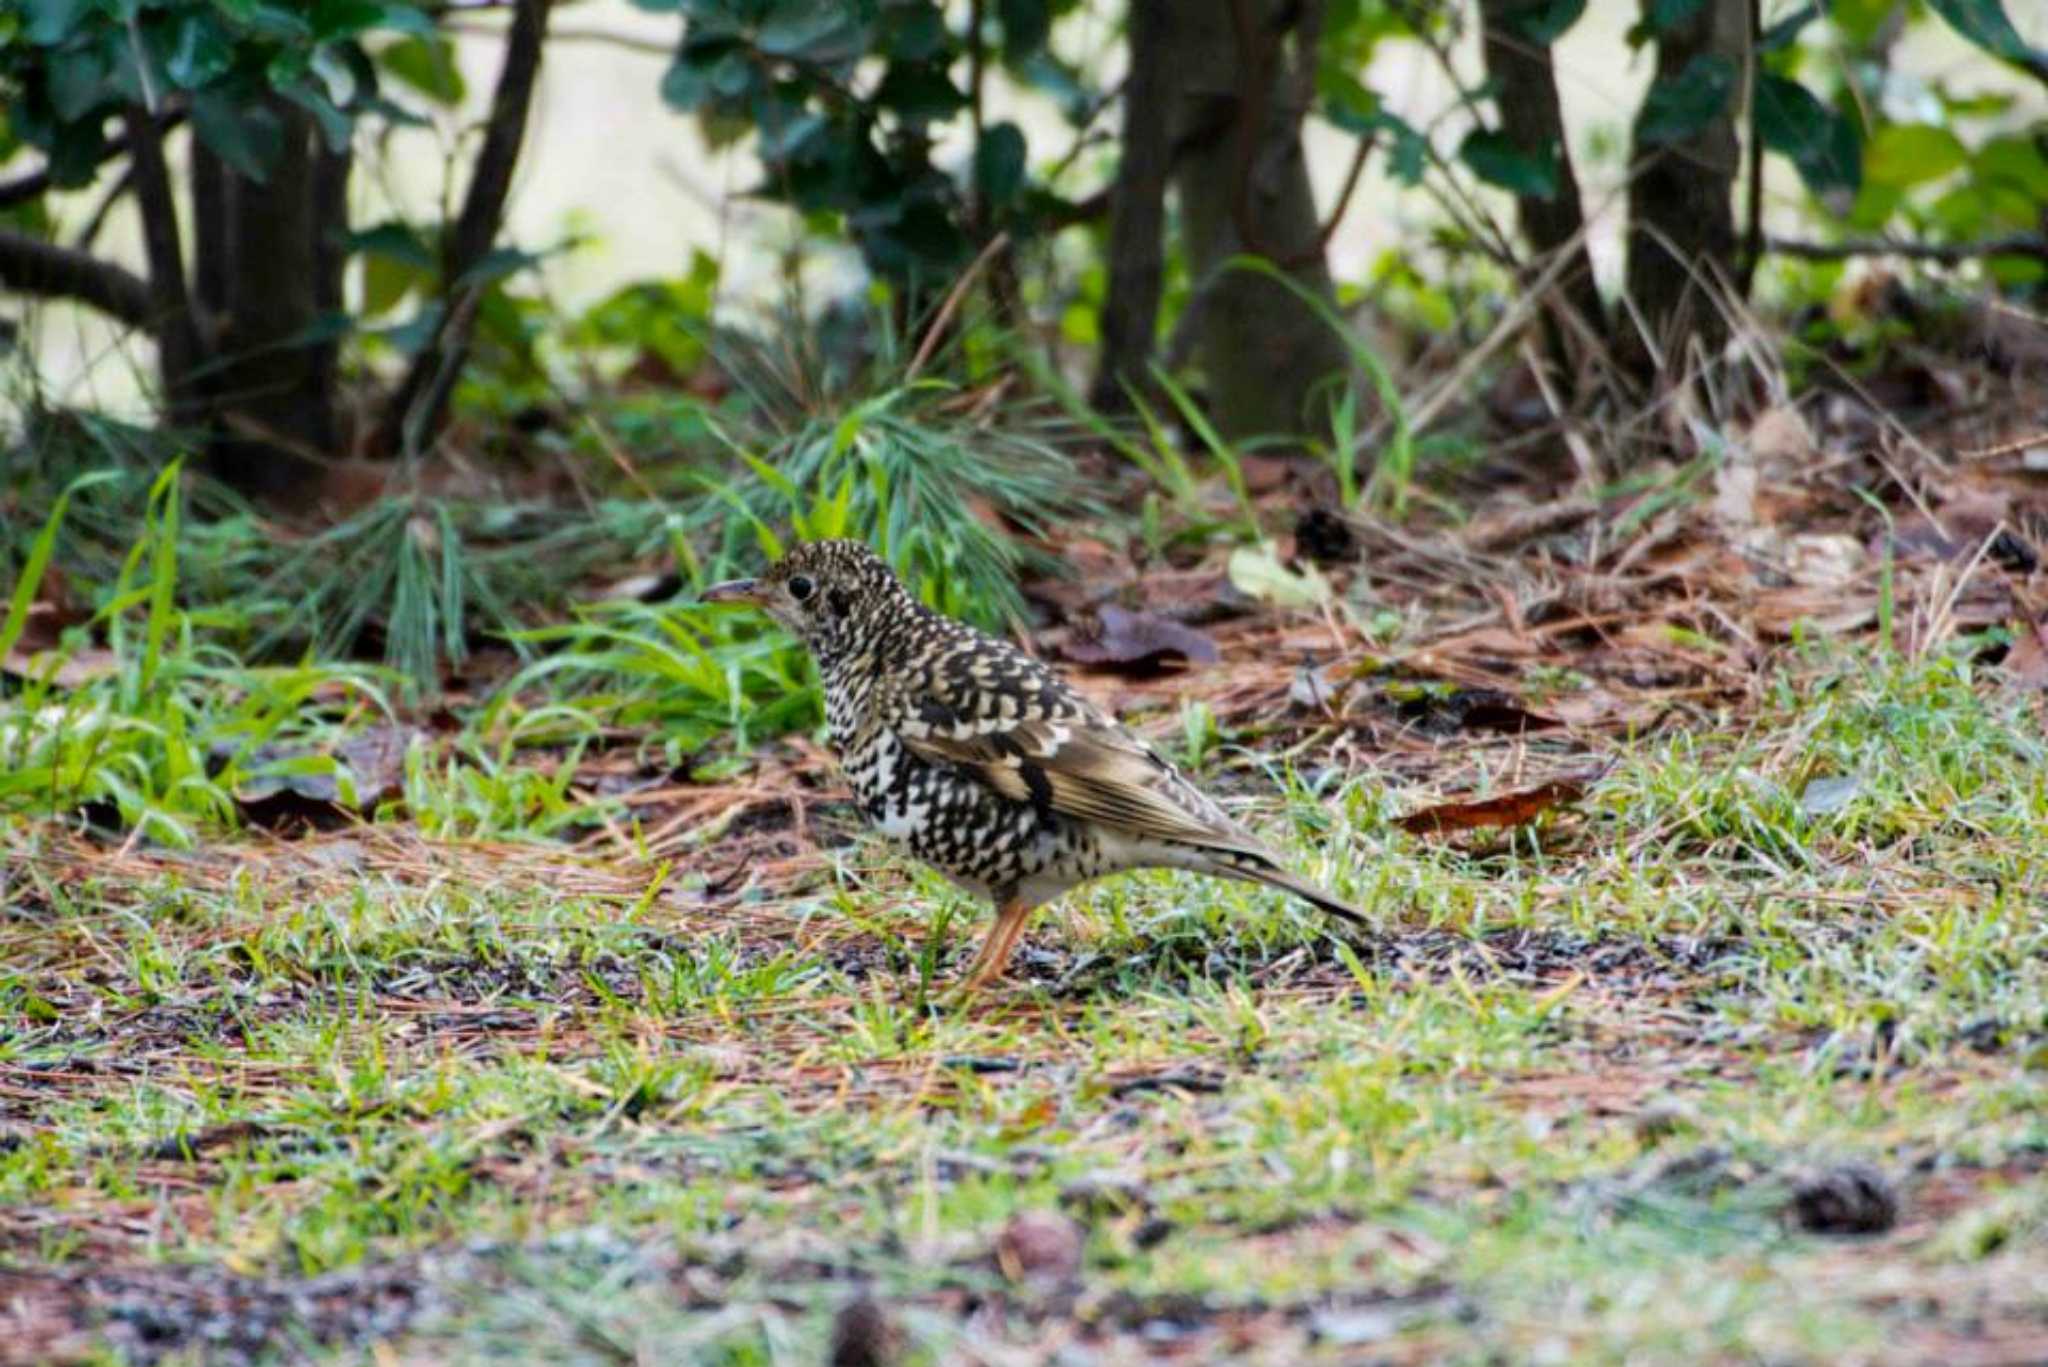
[[1089, 0, 1173, 413], [1168, 0, 1349, 444], [1624, 0, 1747, 376], [1478, 0, 1607, 358], [201, 97, 333, 500]]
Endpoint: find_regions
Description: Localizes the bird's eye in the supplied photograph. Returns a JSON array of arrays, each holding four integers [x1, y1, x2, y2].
[[788, 575, 814, 602]]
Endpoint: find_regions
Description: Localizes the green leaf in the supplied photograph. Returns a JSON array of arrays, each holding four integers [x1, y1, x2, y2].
[[885, 5, 947, 61], [347, 220, 436, 268], [1863, 123, 1967, 189], [1924, 0, 2048, 67], [1973, 135, 2048, 206], [164, 11, 233, 88], [230, 4, 315, 44], [1319, 68, 1379, 132], [361, 249, 426, 317], [311, 0, 384, 41], [1457, 128, 1559, 199], [1755, 73, 1860, 198], [1634, 53, 1735, 146], [1012, 50, 1088, 121], [1228, 543, 1332, 609], [755, 1, 866, 62], [455, 245, 546, 289], [377, 34, 464, 105], [1760, 2, 1819, 51], [660, 53, 715, 110], [709, 48, 756, 98], [191, 89, 284, 181], [371, 3, 437, 39], [23, 0, 92, 46], [1825, 0, 1896, 47], [754, 92, 824, 159], [975, 121, 1026, 206], [1627, 0, 1705, 44], [278, 79, 354, 152], [1376, 110, 1429, 185], [873, 61, 964, 125], [1499, 0, 1586, 45], [998, 0, 1049, 55], [47, 45, 110, 122]]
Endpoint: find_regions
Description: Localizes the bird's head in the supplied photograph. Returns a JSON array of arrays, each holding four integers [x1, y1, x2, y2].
[[698, 539, 908, 659]]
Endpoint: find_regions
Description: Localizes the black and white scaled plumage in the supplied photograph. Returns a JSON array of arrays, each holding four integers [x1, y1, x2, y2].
[[701, 539, 1365, 993]]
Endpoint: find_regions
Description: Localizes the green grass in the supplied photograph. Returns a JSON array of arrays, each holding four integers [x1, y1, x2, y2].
[[4, 643, 2044, 1363]]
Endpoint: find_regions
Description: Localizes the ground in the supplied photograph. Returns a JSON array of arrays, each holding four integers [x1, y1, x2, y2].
[[4, 409, 2048, 1364]]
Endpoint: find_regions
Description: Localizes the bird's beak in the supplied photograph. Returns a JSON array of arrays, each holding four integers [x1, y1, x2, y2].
[[697, 578, 764, 606]]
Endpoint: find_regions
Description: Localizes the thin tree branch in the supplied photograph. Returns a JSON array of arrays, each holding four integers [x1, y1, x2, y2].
[[0, 106, 188, 210], [71, 164, 135, 251], [375, 0, 552, 457], [0, 228, 152, 326], [1764, 234, 2048, 263], [124, 103, 208, 422], [1736, 0, 1764, 296]]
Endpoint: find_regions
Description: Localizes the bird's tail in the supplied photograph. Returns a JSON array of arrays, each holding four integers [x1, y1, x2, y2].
[[1215, 851, 1370, 929]]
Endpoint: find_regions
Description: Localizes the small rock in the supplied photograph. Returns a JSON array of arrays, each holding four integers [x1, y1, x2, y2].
[[1790, 1163, 1899, 1235], [995, 1209, 1084, 1284], [829, 1295, 900, 1367]]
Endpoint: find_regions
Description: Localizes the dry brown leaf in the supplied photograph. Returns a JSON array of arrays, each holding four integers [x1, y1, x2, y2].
[[2001, 616, 2048, 691], [0, 647, 120, 689], [1396, 777, 1590, 836], [1060, 606, 1219, 675], [232, 723, 420, 832]]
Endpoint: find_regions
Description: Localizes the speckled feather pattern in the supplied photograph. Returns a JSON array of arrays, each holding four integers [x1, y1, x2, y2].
[[740, 540, 1366, 928]]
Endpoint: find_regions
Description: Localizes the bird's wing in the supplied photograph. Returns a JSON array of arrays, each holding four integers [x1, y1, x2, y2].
[[888, 651, 1264, 854]]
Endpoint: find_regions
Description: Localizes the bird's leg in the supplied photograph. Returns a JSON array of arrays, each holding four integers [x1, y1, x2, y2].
[[954, 897, 1035, 998]]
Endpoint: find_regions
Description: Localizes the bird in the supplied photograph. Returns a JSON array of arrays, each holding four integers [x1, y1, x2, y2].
[[700, 539, 1367, 995]]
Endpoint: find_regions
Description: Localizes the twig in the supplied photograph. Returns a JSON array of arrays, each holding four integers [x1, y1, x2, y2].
[[1765, 234, 2048, 263], [905, 230, 1010, 382]]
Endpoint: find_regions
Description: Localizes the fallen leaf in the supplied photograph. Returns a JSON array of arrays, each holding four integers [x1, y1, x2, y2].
[[2000, 616, 2048, 690], [231, 723, 419, 832], [0, 646, 121, 688], [1227, 543, 1331, 608], [1060, 605, 1218, 675], [1396, 777, 1590, 836]]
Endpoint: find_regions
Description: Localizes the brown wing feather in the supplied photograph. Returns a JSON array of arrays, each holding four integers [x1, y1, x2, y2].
[[901, 714, 1266, 855]]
